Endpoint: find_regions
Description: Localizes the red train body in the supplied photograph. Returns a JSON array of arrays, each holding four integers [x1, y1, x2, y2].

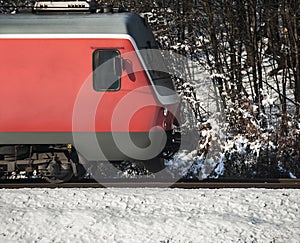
[[0, 11, 180, 181]]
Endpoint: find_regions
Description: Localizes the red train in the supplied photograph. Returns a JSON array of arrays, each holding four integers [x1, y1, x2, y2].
[[0, 2, 180, 182]]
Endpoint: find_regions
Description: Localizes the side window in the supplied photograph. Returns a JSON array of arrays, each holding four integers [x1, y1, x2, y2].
[[93, 49, 121, 91]]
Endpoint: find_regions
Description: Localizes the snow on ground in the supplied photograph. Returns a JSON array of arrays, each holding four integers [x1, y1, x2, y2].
[[0, 188, 299, 242]]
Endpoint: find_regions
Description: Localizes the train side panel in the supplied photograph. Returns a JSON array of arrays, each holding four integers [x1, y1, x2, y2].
[[0, 38, 163, 134]]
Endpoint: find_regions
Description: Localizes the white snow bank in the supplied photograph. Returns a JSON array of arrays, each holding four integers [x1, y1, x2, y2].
[[0, 188, 299, 242]]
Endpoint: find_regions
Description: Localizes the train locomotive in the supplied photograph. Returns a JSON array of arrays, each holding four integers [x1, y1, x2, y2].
[[0, 1, 181, 182]]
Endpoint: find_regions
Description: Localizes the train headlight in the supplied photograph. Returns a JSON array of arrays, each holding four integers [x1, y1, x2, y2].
[[163, 107, 168, 117]]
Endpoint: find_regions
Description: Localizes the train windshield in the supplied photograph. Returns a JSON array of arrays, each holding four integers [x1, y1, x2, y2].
[[141, 49, 176, 96]]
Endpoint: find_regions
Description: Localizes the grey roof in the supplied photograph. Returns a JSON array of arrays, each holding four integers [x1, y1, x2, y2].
[[0, 13, 157, 49]]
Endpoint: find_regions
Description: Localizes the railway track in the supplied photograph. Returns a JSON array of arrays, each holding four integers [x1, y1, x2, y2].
[[0, 178, 300, 189]]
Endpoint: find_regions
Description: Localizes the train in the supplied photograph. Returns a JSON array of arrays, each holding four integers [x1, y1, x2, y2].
[[0, 1, 181, 182]]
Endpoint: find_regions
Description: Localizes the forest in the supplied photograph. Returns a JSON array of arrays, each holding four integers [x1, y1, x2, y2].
[[1, 0, 299, 178]]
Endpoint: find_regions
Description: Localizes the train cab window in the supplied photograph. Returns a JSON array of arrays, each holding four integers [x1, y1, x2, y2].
[[93, 49, 121, 91]]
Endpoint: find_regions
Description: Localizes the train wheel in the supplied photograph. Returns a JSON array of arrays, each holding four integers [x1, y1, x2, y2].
[[74, 163, 87, 180], [142, 157, 166, 173], [77, 154, 121, 179], [44, 159, 73, 183]]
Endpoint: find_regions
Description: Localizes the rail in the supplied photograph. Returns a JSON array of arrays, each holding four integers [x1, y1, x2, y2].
[[0, 178, 299, 189]]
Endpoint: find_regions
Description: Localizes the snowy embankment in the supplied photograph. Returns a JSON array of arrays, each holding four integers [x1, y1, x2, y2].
[[0, 188, 299, 242]]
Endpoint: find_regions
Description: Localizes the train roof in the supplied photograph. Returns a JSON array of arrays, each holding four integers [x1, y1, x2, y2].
[[0, 13, 157, 49]]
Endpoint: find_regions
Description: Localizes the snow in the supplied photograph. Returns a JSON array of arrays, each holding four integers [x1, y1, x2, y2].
[[0, 188, 299, 242]]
